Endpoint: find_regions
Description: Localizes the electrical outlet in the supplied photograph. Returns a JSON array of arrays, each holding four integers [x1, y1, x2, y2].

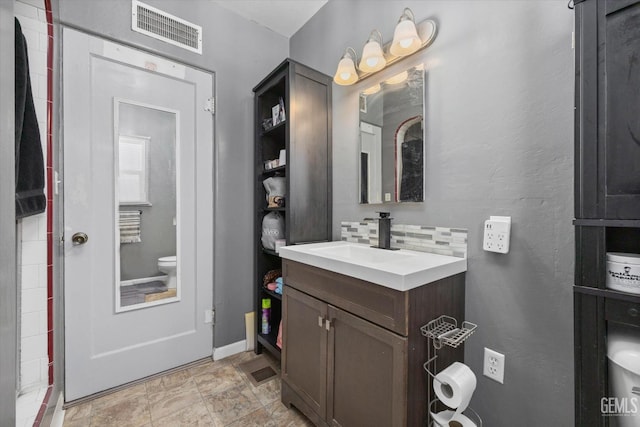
[[483, 347, 505, 384], [483, 216, 511, 254]]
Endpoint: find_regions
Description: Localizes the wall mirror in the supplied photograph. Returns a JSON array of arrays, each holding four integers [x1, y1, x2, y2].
[[114, 99, 180, 312], [359, 65, 424, 204]]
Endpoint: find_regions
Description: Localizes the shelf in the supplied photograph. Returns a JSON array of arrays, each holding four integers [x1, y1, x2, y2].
[[261, 120, 286, 136], [264, 207, 285, 212], [257, 332, 281, 358], [421, 315, 477, 349], [574, 285, 640, 304], [262, 165, 286, 176], [574, 219, 640, 228], [260, 286, 282, 301], [261, 248, 280, 257]]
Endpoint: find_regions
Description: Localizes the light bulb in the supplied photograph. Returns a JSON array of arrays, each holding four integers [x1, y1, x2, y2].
[[366, 57, 379, 68]]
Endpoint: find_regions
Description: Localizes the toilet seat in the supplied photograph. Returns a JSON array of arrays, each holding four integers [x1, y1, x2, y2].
[[158, 255, 176, 265]]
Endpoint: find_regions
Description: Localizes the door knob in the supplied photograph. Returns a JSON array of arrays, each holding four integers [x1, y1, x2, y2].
[[72, 232, 88, 245]]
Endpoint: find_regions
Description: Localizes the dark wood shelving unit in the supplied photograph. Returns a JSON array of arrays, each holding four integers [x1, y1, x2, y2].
[[261, 248, 278, 257], [253, 59, 332, 361], [261, 287, 282, 301], [262, 165, 286, 176], [257, 331, 280, 355], [261, 120, 286, 136], [573, 1, 640, 425]]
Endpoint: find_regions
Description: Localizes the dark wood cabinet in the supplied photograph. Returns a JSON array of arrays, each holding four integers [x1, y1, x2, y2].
[[253, 60, 332, 359], [574, 1, 640, 425], [281, 259, 465, 427]]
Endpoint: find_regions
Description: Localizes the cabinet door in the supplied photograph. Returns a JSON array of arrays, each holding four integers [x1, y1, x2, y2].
[[602, 0, 640, 218], [288, 64, 332, 243], [327, 306, 407, 427], [282, 286, 328, 419], [576, 0, 640, 219]]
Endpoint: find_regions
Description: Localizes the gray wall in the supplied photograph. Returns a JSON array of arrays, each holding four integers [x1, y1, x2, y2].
[[291, 1, 574, 426], [0, 2, 16, 425], [118, 104, 177, 281], [58, 0, 289, 347]]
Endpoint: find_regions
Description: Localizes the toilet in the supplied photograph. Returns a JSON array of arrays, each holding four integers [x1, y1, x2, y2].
[[607, 326, 640, 426], [157, 256, 177, 289]]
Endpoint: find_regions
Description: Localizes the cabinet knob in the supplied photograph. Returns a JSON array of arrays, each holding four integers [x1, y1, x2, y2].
[[318, 316, 324, 328], [325, 319, 332, 331], [628, 308, 639, 318]]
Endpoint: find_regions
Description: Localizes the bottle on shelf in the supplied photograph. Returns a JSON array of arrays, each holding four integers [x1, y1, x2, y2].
[[261, 298, 271, 334]]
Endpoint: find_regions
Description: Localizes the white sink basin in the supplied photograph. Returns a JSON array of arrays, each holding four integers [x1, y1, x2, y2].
[[310, 243, 416, 264], [279, 241, 467, 291]]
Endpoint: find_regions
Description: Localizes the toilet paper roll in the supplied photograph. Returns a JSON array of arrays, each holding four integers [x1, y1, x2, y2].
[[433, 362, 477, 412], [431, 410, 477, 427], [446, 413, 476, 427]]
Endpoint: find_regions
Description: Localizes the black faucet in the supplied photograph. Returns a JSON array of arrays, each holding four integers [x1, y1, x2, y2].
[[373, 212, 398, 250]]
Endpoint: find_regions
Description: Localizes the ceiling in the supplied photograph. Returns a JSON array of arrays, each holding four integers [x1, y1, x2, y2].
[[212, 0, 328, 38]]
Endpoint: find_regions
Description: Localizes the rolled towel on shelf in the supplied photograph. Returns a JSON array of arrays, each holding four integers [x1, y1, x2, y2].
[[119, 210, 142, 243]]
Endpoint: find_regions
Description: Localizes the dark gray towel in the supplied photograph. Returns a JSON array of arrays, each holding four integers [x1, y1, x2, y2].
[[15, 18, 46, 219]]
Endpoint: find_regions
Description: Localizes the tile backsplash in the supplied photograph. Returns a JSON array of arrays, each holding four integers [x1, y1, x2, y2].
[[341, 221, 467, 258]]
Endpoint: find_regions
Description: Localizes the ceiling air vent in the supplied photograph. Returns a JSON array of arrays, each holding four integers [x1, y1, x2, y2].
[[131, 0, 202, 54]]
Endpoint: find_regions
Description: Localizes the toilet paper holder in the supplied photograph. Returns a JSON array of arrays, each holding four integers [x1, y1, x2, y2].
[[422, 315, 481, 427]]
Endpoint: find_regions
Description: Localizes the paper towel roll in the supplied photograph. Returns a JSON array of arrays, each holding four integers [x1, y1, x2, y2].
[[433, 362, 477, 412]]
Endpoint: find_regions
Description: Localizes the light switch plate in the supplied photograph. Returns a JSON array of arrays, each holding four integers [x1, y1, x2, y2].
[[483, 216, 511, 254]]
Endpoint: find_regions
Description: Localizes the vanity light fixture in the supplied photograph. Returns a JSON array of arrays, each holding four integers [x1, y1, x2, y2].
[[359, 30, 386, 73], [333, 7, 436, 86], [362, 84, 381, 95], [385, 71, 408, 85], [333, 47, 359, 86], [390, 8, 422, 56]]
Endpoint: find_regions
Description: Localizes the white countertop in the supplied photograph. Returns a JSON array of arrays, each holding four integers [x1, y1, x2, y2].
[[278, 241, 467, 291]]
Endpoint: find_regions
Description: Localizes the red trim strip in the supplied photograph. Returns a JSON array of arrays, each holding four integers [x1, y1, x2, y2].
[[35, 1, 55, 425], [33, 386, 53, 427], [44, 0, 53, 385]]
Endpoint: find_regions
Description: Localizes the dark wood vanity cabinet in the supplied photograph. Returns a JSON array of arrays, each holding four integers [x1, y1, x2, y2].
[[253, 59, 332, 359], [574, 1, 640, 425], [281, 260, 465, 427]]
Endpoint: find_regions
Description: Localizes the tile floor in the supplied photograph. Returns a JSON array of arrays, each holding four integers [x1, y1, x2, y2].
[[62, 351, 312, 427]]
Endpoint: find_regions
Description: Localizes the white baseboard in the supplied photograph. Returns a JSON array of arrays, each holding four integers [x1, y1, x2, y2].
[[213, 340, 247, 361], [50, 393, 65, 427]]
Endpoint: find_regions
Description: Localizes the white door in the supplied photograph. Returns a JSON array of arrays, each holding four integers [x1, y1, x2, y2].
[[62, 28, 214, 401]]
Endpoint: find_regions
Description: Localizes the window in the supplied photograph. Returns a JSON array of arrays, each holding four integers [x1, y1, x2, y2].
[[118, 135, 150, 205]]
